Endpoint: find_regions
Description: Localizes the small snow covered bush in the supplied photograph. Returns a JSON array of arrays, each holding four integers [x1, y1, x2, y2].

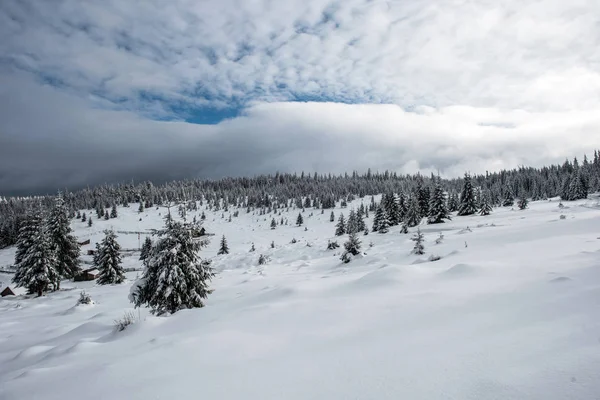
[[258, 254, 270, 265], [77, 291, 93, 305], [560, 214, 567, 220], [114, 311, 136, 332], [326, 240, 340, 250], [428, 254, 441, 262]]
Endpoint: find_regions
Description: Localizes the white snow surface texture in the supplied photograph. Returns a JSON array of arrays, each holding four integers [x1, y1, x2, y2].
[[1, 197, 600, 399]]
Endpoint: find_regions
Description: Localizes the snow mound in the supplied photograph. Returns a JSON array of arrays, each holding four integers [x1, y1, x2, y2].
[[549, 276, 572, 283], [441, 263, 479, 277]]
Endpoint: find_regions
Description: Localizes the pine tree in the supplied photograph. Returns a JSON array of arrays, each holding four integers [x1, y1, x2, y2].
[[14, 211, 43, 267], [502, 185, 515, 207], [104, 211, 110, 220], [129, 220, 213, 316], [427, 178, 451, 224], [340, 232, 361, 263], [447, 191, 459, 212], [296, 212, 303, 226], [96, 230, 125, 285], [13, 223, 58, 296], [81, 212, 87, 222], [330, 211, 335, 222], [457, 174, 478, 216], [400, 222, 409, 234], [374, 205, 390, 233], [479, 190, 493, 216], [416, 181, 430, 218], [110, 205, 118, 218], [47, 195, 80, 288], [335, 213, 346, 236], [405, 196, 421, 227], [217, 235, 229, 255], [411, 228, 425, 255], [140, 236, 153, 261], [138, 202, 144, 213], [517, 196, 529, 210], [347, 209, 358, 234], [87, 217, 92, 227]]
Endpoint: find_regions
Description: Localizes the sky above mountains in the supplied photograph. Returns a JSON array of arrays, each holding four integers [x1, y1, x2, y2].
[[1, 0, 599, 195]]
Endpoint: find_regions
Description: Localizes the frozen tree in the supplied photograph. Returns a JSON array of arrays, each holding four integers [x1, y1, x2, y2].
[[296, 212, 304, 226], [138, 202, 144, 213], [428, 178, 451, 224], [335, 213, 346, 236], [400, 222, 409, 234], [327, 240, 340, 250], [411, 228, 425, 255], [129, 219, 213, 316], [502, 185, 515, 207], [330, 211, 335, 222], [47, 195, 80, 288], [270, 218, 277, 229], [340, 232, 361, 263], [110, 205, 118, 218], [217, 235, 229, 255], [405, 196, 422, 227], [479, 191, 493, 216], [447, 191, 459, 212], [88, 217, 92, 227], [140, 236, 153, 261], [96, 230, 125, 285], [258, 254, 269, 265], [517, 196, 529, 210], [372, 205, 389, 233], [457, 174, 478, 216], [14, 211, 43, 267], [13, 222, 58, 297]]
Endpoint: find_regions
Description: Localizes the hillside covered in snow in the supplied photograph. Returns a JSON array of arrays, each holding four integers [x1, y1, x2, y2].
[[1, 193, 600, 399]]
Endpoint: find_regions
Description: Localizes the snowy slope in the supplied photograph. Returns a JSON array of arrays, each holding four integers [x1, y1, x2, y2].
[[1, 197, 600, 399]]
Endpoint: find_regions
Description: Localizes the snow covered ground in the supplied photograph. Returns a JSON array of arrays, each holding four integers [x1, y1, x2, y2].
[[1, 197, 600, 399]]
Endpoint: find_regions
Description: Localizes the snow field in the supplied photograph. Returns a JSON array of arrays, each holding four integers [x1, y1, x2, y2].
[[1, 196, 600, 399]]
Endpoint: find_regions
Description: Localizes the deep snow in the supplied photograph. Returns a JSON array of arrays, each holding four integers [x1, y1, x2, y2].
[[1, 197, 600, 399]]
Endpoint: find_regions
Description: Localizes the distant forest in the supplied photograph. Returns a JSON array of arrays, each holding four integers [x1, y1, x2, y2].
[[1, 151, 599, 249]]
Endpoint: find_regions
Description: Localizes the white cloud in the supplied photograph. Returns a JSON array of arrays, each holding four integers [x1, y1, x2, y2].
[[1, 0, 599, 114]]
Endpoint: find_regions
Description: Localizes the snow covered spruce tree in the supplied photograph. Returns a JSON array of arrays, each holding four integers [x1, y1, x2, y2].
[[296, 212, 304, 226], [47, 195, 80, 288], [335, 213, 346, 236], [130, 218, 214, 316], [96, 230, 125, 285], [428, 178, 451, 224], [217, 234, 229, 255], [405, 196, 422, 227], [13, 221, 58, 297], [517, 196, 529, 210], [411, 228, 425, 255], [14, 211, 43, 267], [457, 173, 478, 216], [340, 232, 361, 263], [270, 218, 277, 229], [140, 236, 153, 261], [479, 190, 493, 216]]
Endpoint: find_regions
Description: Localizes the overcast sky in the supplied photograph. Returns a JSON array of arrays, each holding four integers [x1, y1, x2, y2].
[[1, 0, 599, 195]]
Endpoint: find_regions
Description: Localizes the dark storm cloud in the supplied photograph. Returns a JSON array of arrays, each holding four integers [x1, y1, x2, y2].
[[1, 70, 600, 196]]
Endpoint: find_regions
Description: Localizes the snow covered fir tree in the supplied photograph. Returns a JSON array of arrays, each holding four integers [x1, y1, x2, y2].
[[129, 217, 214, 315], [12, 219, 58, 297], [95, 230, 125, 285], [47, 195, 81, 288], [218, 235, 230, 255]]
